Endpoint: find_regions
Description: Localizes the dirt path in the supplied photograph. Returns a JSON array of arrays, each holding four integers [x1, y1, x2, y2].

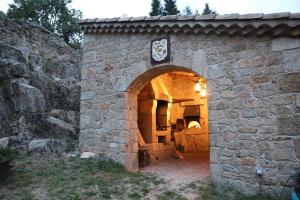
[[140, 152, 211, 199]]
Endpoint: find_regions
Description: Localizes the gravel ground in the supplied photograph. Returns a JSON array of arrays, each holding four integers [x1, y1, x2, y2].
[[140, 152, 210, 185]]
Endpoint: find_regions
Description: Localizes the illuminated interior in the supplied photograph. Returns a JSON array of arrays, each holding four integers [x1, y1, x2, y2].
[[137, 71, 209, 170]]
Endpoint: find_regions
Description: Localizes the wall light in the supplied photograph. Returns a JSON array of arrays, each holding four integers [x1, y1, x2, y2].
[[200, 89, 207, 97], [195, 82, 201, 93]]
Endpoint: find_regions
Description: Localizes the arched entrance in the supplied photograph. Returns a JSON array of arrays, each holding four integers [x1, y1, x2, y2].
[[124, 65, 210, 179]]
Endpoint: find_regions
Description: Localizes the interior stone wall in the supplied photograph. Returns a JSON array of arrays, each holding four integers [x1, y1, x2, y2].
[[137, 73, 209, 154], [80, 33, 300, 195]]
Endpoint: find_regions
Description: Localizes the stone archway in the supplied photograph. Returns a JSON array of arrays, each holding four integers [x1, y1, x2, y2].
[[123, 64, 209, 171]]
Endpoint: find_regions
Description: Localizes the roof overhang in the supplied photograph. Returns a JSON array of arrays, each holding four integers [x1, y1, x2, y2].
[[79, 12, 300, 37]]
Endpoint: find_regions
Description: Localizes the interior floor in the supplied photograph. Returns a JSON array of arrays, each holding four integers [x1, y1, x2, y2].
[[140, 152, 210, 184]]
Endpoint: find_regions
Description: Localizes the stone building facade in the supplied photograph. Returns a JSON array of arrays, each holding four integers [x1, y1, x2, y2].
[[79, 13, 300, 194]]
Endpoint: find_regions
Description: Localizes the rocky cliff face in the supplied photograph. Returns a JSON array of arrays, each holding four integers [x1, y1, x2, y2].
[[0, 18, 81, 152]]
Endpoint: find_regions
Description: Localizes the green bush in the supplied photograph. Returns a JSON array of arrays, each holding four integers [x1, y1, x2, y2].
[[0, 148, 18, 163]]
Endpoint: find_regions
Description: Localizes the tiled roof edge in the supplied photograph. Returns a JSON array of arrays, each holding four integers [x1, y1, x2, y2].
[[79, 12, 300, 37], [79, 12, 300, 24]]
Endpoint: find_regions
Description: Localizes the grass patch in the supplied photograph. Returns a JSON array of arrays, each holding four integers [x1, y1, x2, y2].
[[0, 156, 163, 200], [0, 156, 282, 200], [157, 190, 187, 200], [19, 190, 34, 200], [182, 181, 279, 200]]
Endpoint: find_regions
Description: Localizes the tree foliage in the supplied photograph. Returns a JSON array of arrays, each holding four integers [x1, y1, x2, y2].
[[183, 6, 192, 15], [0, 11, 6, 19], [150, 0, 163, 16], [7, 0, 82, 49], [163, 0, 180, 16], [202, 3, 217, 15]]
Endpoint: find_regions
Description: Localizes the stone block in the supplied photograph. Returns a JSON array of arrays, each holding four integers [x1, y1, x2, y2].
[[109, 143, 118, 148], [271, 38, 300, 52], [210, 147, 220, 164], [276, 73, 300, 93], [81, 91, 96, 101], [223, 132, 236, 142], [252, 75, 270, 83], [293, 138, 300, 159], [13, 83, 46, 112], [0, 137, 10, 148], [204, 64, 225, 80], [258, 126, 274, 134], [215, 100, 230, 110], [225, 110, 239, 119], [80, 152, 96, 159], [221, 90, 234, 99], [29, 139, 67, 155], [209, 110, 225, 119], [240, 157, 256, 166], [237, 134, 255, 141], [282, 49, 300, 73], [47, 116, 76, 136], [238, 127, 257, 134], [277, 115, 300, 136], [270, 148, 295, 161], [296, 95, 300, 109], [227, 141, 244, 150], [0, 59, 29, 78], [258, 142, 272, 151], [80, 114, 92, 130], [241, 109, 256, 118], [192, 49, 206, 74]]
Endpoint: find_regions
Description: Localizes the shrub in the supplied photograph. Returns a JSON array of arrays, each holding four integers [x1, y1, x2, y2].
[[0, 148, 18, 163]]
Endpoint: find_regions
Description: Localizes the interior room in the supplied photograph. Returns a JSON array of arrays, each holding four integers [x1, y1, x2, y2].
[[137, 71, 210, 177]]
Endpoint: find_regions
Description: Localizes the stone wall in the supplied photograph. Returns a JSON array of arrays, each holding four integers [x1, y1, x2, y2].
[[80, 32, 300, 194], [0, 18, 81, 152]]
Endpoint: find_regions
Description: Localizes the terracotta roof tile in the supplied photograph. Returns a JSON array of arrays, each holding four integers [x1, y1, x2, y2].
[[215, 13, 239, 20], [195, 14, 215, 20], [118, 17, 132, 22], [95, 18, 108, 23], [290, 13, 300, 19], [79, 13, 300, 37], [145, 16, 161, 21], [177, 15, 196, 21], [160, 15, 179, 21], [106, 17, 119, 22], [130, 16, 146, 21], [263, 12, 290, 19], [238, 13, 263, 20]]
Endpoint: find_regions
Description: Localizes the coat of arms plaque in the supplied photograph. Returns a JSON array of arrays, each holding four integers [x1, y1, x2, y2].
[[151, 37, 170, 65]]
